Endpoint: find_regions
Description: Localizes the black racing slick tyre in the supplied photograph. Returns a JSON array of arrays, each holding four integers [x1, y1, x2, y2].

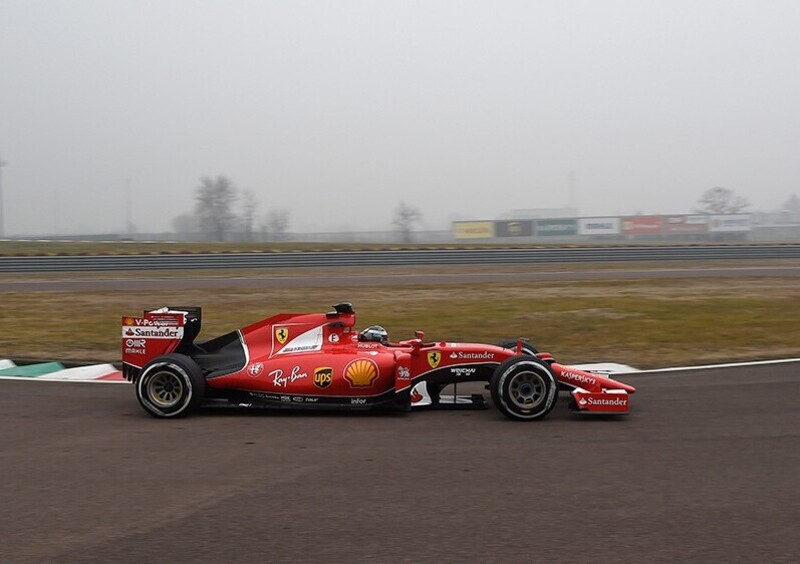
[[136, 354, 205, 418], [498, 339, 539, 356], [490, 356, 558, 421]]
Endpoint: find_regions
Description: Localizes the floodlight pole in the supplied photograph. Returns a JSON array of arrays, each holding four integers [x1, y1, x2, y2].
[[124, 177, 132, 235], [0, 158, 6, 238], [568, 169, 576, 210]]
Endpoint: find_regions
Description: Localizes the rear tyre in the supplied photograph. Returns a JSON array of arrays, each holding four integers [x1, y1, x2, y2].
[[490, 356, 558, 421], [498, 339, 538, 356], [136, 354, 205, 418]]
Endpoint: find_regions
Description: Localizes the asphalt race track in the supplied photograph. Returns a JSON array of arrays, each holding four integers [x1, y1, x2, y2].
[[2, 264, 800, 292], [1, 363, 798, 562]]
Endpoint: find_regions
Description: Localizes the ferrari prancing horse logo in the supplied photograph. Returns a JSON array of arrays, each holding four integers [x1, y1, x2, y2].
[[427, 351, 441, 369], [275, 327, 289, 344]]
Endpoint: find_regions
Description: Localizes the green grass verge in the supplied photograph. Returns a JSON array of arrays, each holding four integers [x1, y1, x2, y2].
[[1, 275, 799, 368]]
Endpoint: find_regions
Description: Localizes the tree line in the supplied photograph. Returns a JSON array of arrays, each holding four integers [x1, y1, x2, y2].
[[173, 175, 422, 242], [170, 175, 290, 242], [174, 176, 767, 243]]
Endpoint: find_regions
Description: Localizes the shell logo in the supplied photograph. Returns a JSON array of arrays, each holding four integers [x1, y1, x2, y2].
[[344, 359, 379, 388]]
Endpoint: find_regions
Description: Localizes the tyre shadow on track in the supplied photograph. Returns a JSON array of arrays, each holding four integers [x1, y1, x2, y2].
[[186, 392, 633, 423]]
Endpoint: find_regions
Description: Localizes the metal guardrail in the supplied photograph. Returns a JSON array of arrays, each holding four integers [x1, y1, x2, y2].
[[1, 245, 799, 272]]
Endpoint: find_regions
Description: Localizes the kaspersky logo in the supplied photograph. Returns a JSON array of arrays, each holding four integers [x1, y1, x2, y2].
[[427, 351, 441, 368], [275, 326, 289, 344]]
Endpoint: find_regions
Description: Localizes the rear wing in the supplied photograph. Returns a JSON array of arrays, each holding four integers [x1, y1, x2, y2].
[[121, 307, 201, 381]]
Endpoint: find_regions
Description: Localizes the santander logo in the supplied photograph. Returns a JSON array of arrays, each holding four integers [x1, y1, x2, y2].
[[586, 396, 627, 406]]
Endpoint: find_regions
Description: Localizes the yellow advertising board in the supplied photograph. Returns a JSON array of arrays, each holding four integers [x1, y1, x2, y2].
[[453, 221, 495, 239]]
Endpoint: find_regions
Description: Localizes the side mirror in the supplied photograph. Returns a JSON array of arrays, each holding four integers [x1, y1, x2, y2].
[[414, 330, 425, 340]]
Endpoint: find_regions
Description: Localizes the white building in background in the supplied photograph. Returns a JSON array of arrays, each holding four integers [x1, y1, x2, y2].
[[503, 207, 579, 220]]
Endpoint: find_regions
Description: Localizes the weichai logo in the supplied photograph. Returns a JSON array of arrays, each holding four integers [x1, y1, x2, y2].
[[314, 367, 333, 389]]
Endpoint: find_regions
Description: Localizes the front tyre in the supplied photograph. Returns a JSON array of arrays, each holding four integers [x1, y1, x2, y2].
[[136, 354, 205, 418], [490, 356, 558, 421]]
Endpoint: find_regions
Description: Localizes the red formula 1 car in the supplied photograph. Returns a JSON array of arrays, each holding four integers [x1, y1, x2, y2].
[[121, 303, 635, 420]]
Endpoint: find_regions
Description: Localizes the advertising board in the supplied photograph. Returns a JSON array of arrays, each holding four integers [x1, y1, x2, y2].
[[453, 221, 495, 239], [495, 220, 533, 237], [663, 215, 708, 234], [621, 216, 662, 235], [535, 218, 578, 237], [709, 214, 751, 232], [578, 217, 620, 236]]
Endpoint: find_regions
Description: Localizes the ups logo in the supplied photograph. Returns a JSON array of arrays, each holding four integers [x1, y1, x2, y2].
[[427, 350, 441, 369], [314, 367, 333, 389]]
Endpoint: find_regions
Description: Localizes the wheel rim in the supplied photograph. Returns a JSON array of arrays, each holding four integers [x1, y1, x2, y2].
[[146, 370, 185, 408], [508, 370, 546, 410]]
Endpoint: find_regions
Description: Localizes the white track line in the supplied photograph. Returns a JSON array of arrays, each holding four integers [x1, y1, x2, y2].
[[0, 375, 126, 383], [625, 357, 800, 374], [36, 363, 118, 380]]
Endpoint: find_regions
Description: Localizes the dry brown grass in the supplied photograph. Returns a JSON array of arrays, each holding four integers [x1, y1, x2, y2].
[[2, 266, 800, 368]]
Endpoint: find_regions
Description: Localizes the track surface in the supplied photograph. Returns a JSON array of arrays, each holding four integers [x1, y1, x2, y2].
[[1, 364, 798, 562], [2, 265, 800, 291]]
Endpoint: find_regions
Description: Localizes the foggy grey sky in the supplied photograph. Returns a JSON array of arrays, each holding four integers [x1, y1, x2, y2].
[[1, 1, 799, 235]]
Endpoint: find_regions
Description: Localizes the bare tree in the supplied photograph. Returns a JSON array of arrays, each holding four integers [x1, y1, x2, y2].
[[240, 189, 258, 242], [696, 187, 749, 214], [195, 175, 237, 241], [393, 201, 422, 243], [781, 194, 800, 222], [171, 213, 199, 240], [264, 209, 290, 241]]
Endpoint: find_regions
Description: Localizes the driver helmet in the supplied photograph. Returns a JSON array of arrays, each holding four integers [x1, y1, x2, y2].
[[359, 325, 389, 344]]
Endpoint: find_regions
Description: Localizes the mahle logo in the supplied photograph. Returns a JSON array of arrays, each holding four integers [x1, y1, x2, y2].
[[314, 367, 333, 389], [275, 326, 289, 344], [427, 351, 441, 369]]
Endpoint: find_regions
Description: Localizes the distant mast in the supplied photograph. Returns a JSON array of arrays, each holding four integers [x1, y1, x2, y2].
[[124, 178, 133, 235], [0, 157, 6, 238], [568, 169, 576, 214]]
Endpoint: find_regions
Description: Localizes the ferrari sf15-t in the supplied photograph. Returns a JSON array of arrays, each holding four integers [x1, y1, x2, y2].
[[121, 303, 636, 421]]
